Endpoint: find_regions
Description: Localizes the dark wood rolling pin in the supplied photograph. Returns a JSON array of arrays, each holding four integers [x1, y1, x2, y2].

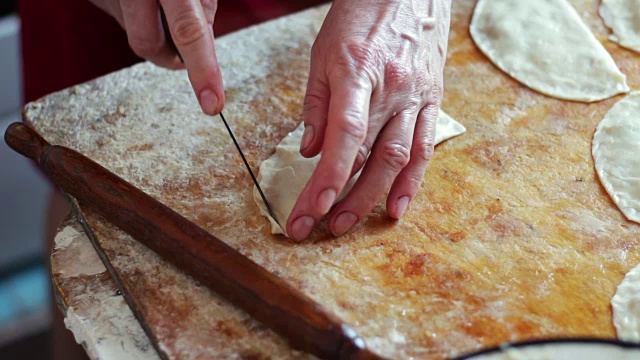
[[5, 122, 386, 360]]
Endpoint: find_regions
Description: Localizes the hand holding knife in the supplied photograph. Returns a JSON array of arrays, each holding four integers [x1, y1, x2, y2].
[[160, 7, 281, 228]]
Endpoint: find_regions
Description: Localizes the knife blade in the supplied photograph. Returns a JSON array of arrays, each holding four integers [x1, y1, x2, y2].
[[160, 7, 282, 229]]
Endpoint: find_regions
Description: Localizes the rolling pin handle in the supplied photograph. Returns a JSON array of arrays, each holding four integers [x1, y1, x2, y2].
[[4, 122, 51, 163]]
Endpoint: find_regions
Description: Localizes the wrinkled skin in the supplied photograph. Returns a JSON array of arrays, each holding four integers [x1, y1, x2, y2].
[[289, 0, 451, 240], [90, 0, 451, 241], [89, 0, 224, 114]]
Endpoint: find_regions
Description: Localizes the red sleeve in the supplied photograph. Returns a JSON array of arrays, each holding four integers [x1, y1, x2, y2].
[[18, 0, 326, 103]]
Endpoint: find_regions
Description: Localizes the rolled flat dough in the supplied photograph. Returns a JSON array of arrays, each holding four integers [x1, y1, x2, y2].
[[592, 92, 640, 224], [612, 262, 640, 342], [600, 0, 640, 53], [253, 110, 466, 236], [470, 0, 629, 102]]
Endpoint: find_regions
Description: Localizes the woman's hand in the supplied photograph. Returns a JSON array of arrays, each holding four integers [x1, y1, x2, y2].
[[89, 0, 224, 115], [287, 0, 451, 241]]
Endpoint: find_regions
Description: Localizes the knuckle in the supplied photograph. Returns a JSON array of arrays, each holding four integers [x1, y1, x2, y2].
[[119, 0, 137, 14], [346, 42, 373, 64], [310, 41, 324, 59], [128, 36, 163, 58], [412, 140, 435, 162], [384, 62, 410, 88], [172, 11, 207, 47], [405, 170, 426, 190], [201, 0, 218, 15], [357, 144, 369, 165], [303, 90, 326, 114], [430, 79, 444, 104], [341, 42, 380, 74], [352, 144, 369, 173], [403, 97, 422, 110], [338, 113, 367, 142], [380, 141, 411, 171], [416, 71, 429, 89]]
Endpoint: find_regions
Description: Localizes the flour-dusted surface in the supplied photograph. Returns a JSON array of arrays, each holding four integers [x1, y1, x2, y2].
[[470, 0, 629, 102], [37, 1, 640, 359], [52, 215, 159, 360]]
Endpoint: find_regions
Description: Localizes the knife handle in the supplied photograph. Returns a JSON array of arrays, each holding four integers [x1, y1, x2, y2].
[[4, 122, 385, 360]]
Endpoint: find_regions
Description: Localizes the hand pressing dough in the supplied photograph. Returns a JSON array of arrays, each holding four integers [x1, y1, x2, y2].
[[253, 110, 466, 236], [592, 92, 640, 224], [470, 0, 629, 102], [612, 262, 640, 342], [600, 0, 640, 53]]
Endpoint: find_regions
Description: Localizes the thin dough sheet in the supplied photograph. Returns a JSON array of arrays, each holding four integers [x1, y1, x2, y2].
[[592, 92, 640, 224], [612, 263, 640, 342], [470, 0, 629, 102], [600, 0, 640, 53]]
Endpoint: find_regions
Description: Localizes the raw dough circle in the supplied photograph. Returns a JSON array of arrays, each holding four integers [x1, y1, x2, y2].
[[612, 263, 640, 342], [592, 92, 640, 224], [470, 0, 629, 102], [600, 0, 640, 53]]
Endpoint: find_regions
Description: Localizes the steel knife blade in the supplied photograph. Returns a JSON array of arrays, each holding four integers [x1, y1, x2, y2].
[[159, 7, 281, 229]]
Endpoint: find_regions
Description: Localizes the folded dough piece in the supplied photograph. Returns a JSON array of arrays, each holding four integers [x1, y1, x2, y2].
[[253, 110, 466, 236], [600, 0, 640, 53], [470, 0, 629, 102], [592, 92, 640, 224]]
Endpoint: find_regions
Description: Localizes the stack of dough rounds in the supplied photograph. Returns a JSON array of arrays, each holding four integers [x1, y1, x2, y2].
[[254, 110, 466, 236], [600, 0, 640, 53], [470, 0, 629, 102]]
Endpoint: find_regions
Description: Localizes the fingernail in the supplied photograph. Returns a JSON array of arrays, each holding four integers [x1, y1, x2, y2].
[[317, 188, 337, 214], [396, 196, 410, 218], [199, 89, 218, 115], [300, 125, 314, 152], [291, 216, 315, 241], [333, 212, 358, 236]]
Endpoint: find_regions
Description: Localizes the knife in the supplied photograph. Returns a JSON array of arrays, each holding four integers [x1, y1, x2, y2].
[[160, 7, 282, 229]]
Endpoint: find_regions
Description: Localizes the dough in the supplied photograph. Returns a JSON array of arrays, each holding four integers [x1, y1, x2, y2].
[[612, 262, 640, 342], [600, 0, 640, 53], [254, 110, 466, 236], [470, 0, 629, 102], [592, 92, 640, 224]]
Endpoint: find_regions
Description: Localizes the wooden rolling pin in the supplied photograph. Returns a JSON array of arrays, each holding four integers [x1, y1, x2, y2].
[[5, 122, 385, 360]]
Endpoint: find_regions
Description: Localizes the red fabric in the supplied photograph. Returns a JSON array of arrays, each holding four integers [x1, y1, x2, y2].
[[18, 0, 326, 103]]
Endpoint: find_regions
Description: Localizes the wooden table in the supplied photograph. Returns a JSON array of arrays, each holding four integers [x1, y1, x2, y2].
[[41, 1, 640, 359], [52, 212, 158, 360]]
